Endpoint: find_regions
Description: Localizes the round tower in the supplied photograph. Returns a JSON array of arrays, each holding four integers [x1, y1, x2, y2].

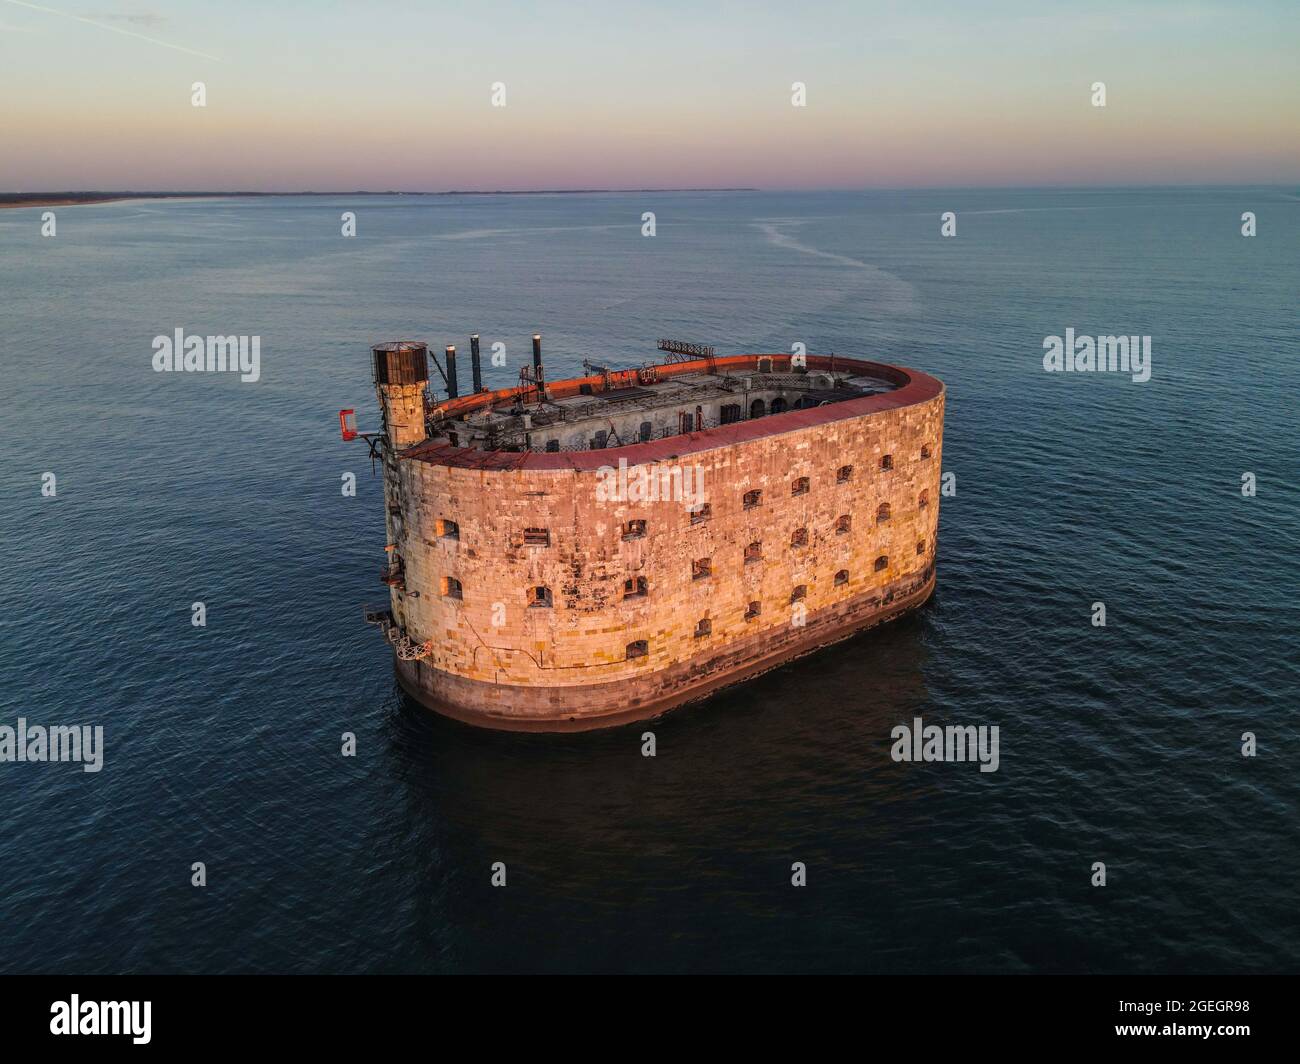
[[370, 342, 430, 643], [372, 341, 429, 448]]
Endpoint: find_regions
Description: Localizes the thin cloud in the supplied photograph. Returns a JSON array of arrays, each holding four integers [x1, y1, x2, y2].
[[90, 10, 168, 29], [3, 0, 221, 60]]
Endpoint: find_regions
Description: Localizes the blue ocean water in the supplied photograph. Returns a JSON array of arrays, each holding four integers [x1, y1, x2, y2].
[[0, 188, 1296, 974]]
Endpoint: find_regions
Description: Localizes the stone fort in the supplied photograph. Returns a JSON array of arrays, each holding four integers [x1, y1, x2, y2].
[[352, 338, 944, 730]]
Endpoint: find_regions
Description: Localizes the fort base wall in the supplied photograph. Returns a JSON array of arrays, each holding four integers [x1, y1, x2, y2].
[[394, 565, 935, 731]]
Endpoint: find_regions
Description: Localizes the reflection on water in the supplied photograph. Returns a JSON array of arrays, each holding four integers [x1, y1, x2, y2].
[[382, 607, 937, 973]]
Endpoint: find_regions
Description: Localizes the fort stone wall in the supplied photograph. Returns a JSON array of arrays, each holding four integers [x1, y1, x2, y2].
[[378, 355, 944, 730]]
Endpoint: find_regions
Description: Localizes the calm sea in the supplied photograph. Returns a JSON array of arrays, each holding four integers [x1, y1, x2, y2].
[[1, 188, 1296, 974]]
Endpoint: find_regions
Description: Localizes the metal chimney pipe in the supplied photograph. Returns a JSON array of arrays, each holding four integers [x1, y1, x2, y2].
[[470, 334, 483, 393], [445, 345, 459, 399], [532, 333, 545, 399]]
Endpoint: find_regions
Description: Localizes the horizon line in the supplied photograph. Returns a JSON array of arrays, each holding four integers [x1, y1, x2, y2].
[[1, 182, 1295, 205]]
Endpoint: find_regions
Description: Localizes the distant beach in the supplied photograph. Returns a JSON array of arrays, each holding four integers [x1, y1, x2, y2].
[[0, 194, 134, 210], [0, 188, 759, 210]]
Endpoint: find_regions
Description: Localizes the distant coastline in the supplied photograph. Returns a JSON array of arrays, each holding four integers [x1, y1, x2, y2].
[[0, 188, 760, 210]]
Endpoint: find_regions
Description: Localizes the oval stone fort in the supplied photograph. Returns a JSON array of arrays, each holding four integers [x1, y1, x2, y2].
[[357, 338, 945, 731]]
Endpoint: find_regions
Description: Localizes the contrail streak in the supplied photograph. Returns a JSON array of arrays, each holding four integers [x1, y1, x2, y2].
[[3, 0, 222, 61]]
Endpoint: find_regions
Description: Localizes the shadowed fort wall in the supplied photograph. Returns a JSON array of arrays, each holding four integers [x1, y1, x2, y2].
[[381, 358, 944, 729]]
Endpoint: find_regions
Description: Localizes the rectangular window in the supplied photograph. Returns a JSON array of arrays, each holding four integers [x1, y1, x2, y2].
[[523, 528, 550, 547]]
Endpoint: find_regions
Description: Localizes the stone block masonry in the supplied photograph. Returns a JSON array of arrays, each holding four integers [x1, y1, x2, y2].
[[375, 352, 944, 730]]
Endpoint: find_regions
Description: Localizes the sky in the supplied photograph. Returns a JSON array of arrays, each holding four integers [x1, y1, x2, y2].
[[2, 0, 1297, 191]]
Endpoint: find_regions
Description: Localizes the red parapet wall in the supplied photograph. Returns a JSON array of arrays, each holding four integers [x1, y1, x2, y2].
[[407, 354, 943, 471]]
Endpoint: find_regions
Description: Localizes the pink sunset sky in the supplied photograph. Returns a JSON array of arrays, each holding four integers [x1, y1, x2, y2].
[[3, 0, 1298, 190]]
